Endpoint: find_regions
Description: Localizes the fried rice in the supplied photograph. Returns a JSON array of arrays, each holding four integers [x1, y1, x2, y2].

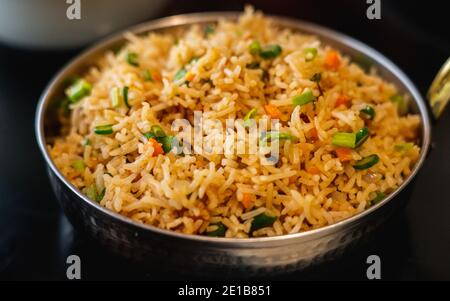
[[49, 7, 421, 238]]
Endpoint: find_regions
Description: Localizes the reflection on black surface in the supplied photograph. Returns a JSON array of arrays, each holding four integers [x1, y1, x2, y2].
[[0, 0, 449, 280]]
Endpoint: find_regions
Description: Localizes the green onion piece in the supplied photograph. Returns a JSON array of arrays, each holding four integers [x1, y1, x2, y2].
[[157, 136, 175, 153], [260, 44, 282, 59], [249, 41, 262, 55], [204, 25, 215, 37], [310, 73, 321, 82], [292, 89, 316, 106], [110, 87, 122, 108], [394, 142, 414, 152], [303, 47, 318, 62], [206, 222, 227, 237], [246, 62, 260, 69], [151, 125, 166, 138], [96, 188, 106, 203], [126, 52, 139, 67], [243, 108, 258, 121], [250, 213, 277, 232], [353, 154, 380, 170], [84, 138, 91, 146], [173, 68, 187, 82], [94, 124, 113, 135], [66, 79, 92, 103], [360, 106, 375, 120], [332, 132, 357, 148], [355, 127, 370, 147], [72, 160, 85, 172], [143, 132, 155, 139], [85, 185, 97, 201], [261, 131, 298, 143], [390, 94, 408, 115], [371, 191, 385, 206], [60, 98, 71, 117], [188, 56, 200, 64], [123, 86, 130, 108], [142, 69, 153, 81]]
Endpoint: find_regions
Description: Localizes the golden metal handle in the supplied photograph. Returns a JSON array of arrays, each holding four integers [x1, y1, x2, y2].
[[428, 57, 450, 118]]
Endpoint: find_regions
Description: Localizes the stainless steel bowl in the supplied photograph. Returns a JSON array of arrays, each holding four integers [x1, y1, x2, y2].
[[35, 12, 431, 276]]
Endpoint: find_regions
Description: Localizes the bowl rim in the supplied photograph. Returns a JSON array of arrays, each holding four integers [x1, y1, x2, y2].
[[35, 11, 431, 246]]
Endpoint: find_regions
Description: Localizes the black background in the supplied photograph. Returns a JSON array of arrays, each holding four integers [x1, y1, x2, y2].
[[0, 0, 449, 280]]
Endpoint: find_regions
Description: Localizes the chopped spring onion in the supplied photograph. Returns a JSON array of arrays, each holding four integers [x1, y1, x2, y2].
[[84, 138, 91, 146], [310, 73, 321, 82], [260, 131, 298, 143], [173, 68, 187, 82], [96, 188, 106, 202], [246, 62, 260, 69], [86, 185, 105, 203], [249, 41, 262, 55], [355, 127, 370, 147], [204, 25, 215, 36], [126, 52, 139, 66], [142, 69, 153, 81], [60, 98, 71, 116], [371, 191, 385, 205], [353, 154, 379, 170], [123, 86, 130, 108], [110, 87, 122, 108], [360, 106, 375, 120], [206, 222, 227, 237], [158, 136, 176, 153], [390, 94, 408, 115], [292, 89, 316, 106], [260, 44, 282, 59], [250, 213, 277, 232], [332, 132, 356, 148], [72, 160, 85, 172], [303, 47, 318, 62], [150, 125, 166, 138], [94, 124, 113, 135], [243, 108, 258, 127], [143, 132, 155, 139], [395, 142, 414, 152], [66, 79, 92, 103]]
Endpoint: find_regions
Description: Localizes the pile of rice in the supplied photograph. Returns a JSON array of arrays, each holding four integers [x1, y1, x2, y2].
[[49, 7, 421, 238]]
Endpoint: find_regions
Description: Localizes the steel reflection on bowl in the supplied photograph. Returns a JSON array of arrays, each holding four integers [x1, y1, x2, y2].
[[35, 12, 431, 276]]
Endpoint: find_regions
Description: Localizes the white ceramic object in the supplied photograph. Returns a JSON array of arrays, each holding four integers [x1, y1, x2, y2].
[[0, 0, 167, 49]]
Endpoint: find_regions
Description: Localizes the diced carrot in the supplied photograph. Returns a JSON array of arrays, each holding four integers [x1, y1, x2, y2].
[[335, 147, 352, 162], [335, 95, 350, 107], [324, 51, 341, 71], [242, 193, 253, 209], [151, 70, 162, 82], [185, 71, 195, 82], [148, 138, 164, 157], [306, 128, 318, 140], [264, 104, 281, 119], [307, 166, 320, 175]]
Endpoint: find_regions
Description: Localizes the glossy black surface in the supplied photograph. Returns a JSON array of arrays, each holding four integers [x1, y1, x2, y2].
[[0, 0, 449, 280]]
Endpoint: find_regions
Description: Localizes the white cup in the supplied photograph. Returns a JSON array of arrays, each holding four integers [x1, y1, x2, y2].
[[0, 0, 168, 49]]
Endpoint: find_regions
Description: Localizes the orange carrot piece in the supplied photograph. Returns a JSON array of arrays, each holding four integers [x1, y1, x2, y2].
[[264, 104, 281, 119], [152, 70, 162, 82], [335, 95, 350, 107], [185, 71, 195, 82], [242, 193, 253, 209], [324, 51, 341, 70], [307, 166, 320, 175], [148, 138, 164, 157], [335, 147, 352, 162], [307, 128, 318, 140]]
